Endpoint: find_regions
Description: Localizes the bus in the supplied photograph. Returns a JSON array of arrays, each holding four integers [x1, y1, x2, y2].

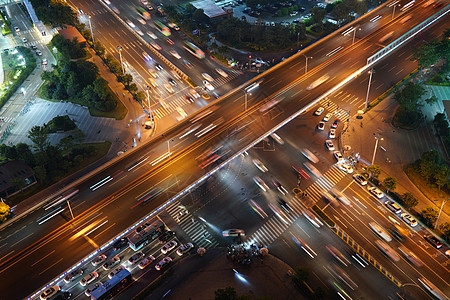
[[90, 269, 132, 300], [154, 21, 171, 36], [184, 41, 205, 59], [128, 218, 165, 251], [137, 7, 151, 20]]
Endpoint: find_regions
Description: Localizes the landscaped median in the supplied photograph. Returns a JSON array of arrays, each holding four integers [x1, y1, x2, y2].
[[132, 268, 174, 300]]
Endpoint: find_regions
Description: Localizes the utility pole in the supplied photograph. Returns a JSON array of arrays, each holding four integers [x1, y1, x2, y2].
[[364, 69, 375, 112]]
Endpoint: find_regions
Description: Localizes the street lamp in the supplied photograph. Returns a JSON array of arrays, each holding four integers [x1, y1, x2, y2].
[[301, 53, 312, 74], [352, 27, 361, 44], [371, 134, 383, 165], [146, 86, 154, 127], [433, 198, 449, 230], [88, 15, 94, 44], [117, 46, 125, 75], [392, 4, 401, 20], [364, 69, 375, 112], [243, 80, 261, 111]]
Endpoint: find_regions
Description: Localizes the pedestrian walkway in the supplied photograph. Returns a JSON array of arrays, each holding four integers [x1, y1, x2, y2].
[[245, 165, 347, 247], [165, 200, 221, 249]]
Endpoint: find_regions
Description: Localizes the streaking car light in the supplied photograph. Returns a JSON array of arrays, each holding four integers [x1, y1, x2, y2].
[[150, 152, 171, 166], [249, 200, 267, 218], [195, 123, 216, 138], [179, 124, 201, 139], [90, 176, 113, 191], [37, 206, 65, 225]]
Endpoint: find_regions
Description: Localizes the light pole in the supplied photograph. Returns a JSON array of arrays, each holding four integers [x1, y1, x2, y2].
[[146, 86, 154, 127], [434, 198, 449, 230], [243, 80, 262, 111], [352, 27, 361, 44], [371, 134, 383, 165], [392, 4, 400, 20], [117, 46, 125, 75], [301, 53, 312, 74], [297, 32, 300, 49], [364, 69, 375, 112], [67, 200, 74, 220], [88, 15, 94, 44]]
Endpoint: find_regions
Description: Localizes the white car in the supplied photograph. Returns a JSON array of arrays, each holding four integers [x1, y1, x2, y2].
[[169, 50, 181, 59], [36, 50, 42, 56], [138, 18, 146, 25], [161, 240, 178, 254], [323, 113, 332, 122], [337, 163, 353, 173], [42, 58, 48, 65], [164, 83, 174, 94], [177, 242, 194, 256], [325, 140, 334, 150], [353, 174, 367, 185], [314, 107, 324, 116], [151, 42, 161, 50], [329, 129, 336, 139], [147, 31, 158, 39], [368, 186, 384, 199], [14, 26, 20, 32], [155, 257, 172, 270], [201, 73, 214, 82], [108, 266, 125, 279], [301, 149, 319, 163], [128, 252, 145, 264], [190, 88, 200, 98], [80, 271, 98, 286], [333, 151, 343, 161], [40, 286, 60, 300], [138, 255, 155, 269], [91, 254, 107, 266], [252, 158, 268, 172], [270, 133, 284, 145], [126, 20, 135, 28], [401, 213, 418, 227], [253, 176, 269, 192], [215, 68, 228, 77], [203, 80, 214, 91], [21, 37, 27, 43]]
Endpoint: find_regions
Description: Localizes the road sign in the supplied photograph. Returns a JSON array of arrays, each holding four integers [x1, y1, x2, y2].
[[193, 29, 198, 35]]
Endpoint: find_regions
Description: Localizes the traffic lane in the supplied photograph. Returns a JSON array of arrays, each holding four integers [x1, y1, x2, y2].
[[322, 185, 450, 293]]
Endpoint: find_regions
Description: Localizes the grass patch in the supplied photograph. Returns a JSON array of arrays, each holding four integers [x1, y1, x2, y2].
[[312, 205, 335, 228], [7, 141, 111, 206], [405, 165, 449, 204], [132, 268, 174, 300]]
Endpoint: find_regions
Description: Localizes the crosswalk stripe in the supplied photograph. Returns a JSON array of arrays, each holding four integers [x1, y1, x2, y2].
[[265, 220, 283, 236]]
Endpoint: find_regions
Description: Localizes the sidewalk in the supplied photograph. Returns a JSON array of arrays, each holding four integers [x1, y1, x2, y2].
[[341, 87, 450, 232], [158, 248, 303, 300]]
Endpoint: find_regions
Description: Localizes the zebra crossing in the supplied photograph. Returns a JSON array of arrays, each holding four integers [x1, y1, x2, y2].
[[318, 97, 350, 120], [164, 200, 220, 249], [245, 166, 347, 247]]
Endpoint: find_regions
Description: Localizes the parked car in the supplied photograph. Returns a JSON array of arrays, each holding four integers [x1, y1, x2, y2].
[[401, 213, 418, 227], [113, 237, 128, 250], [103, 256, 120, 270], [64, 268, 83, 283], [40, 286, 60, 300], [91, 254, 107, 266], [177, 243, 194, 256], [353, 174, 367, 185], [155, 257, 172, 271], [139, 255, 156, 269], [368, 186, 384, 199], [161, 240, 178, 254], [128, 252, 145, 264], [424, 234, 442, 249]]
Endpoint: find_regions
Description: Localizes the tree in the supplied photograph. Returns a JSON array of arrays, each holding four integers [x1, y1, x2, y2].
[[421, 206, 438, 227], [28, 126, 49, 152], [383, 176, 397, 193], [439, 222, 450, 241], [73, 129, 86, 144], [214, 287, 238, 300], [93, 78, 109, 100], [136, 91, 146, 102], [434, 165, 449, 190], [310, 7, 326, 25], [394, 82, 426, 113], [129, 83, 138, 93], [121, 74, 133, 87], [0, 201, 11, 223], [367, 165, 381, 179], [402, 192, 418, 209], [94, 41, 106, 57], [411, 40, 441, 70], [11, 177, 26, 192]]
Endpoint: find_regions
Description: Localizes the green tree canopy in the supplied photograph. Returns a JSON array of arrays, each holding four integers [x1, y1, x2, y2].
[[367, 165, 381, 179], [421, 206, 438, 227], [28, 126, 50, 152], [383, 176, 397, 193], [402, 192, 418, 209], [394, 82, 426, 113]]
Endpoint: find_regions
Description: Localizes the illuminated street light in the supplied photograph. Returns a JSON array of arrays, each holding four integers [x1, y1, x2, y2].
[[117, 46, 125, 75], [433, 198, 449, 230], [146, 86, 154, 127], [392, 3, 401, 20], [301, 53, 312, 74], [88, 15, 94, 44], [243, 79, 262, 111], [364, 69, 375, 112], [371, 134, 383, 165]]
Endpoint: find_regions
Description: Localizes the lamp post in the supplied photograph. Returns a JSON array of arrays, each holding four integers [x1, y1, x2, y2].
[[301, 53, 312, 74], [352, 27, 361, 44], [364, 69, 375, 112], [297, 32, 300, 49], [117, 46, 125, 75], [392, 4, 400, 20], [243, 80, 262, 111], [88, 16, 94, 44], [146, 86, 154, 127], [434, 198, 449, 230], [371, 134, 383, 165]]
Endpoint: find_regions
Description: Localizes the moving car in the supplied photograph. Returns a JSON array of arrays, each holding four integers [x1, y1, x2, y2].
[[333, 151, 343, 161], [91, 254, 107, 266], [398, 246, 422, 267], [201, 73, 214, 82], [252, 158, 268, 172], [150, 42, 161, 50], [401, 213, 417, 227], [155, 63, 163, 71], [353, 174, 367, 185], [222, 229, 245, 237], [424, 234, 442, 249], [22, 37, 27, 43], [369, 222, 392, 242], [317, 121, 325, 130], [155, 257, 172, 270], [168, 78, 177, 86], [108, 266, 125, 279], [161, 240, 178, 254], [164, 84, 174, 94], [368, 186, 384, 199], [147, 31, 157, 39], [36, 50, 42, 56], [253, 176, 269, 192], [314, 107, 324, 116], [272, 178, 288, 195], [325, 140, 334, 150], [128, 252, 145, 264], [331, 188, 351, 206], [270, 133, 284, 144], [103, 256, 120, 270], [142, 51, 151, 61], [177, 242, 194, 256], [304, 162, 321, 177], [375, 240, 400, 261], [64, 269, 83, 283], [14, 26, 20, 32], [40, 286, 60, 300], [215, 68, 228, 77], [203, 80, 214, 91], [166, 38, 174, 45], [42, 59, 48, 65], [301, 149, 319, 163], [80, 272, 98, 286], [169, 50, 181, 59], [337, 163, 353, 174], [139, 255, 156, 269]]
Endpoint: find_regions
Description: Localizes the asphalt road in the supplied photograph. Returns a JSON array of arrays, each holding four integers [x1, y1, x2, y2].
[[0, 1, 448, 299]]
